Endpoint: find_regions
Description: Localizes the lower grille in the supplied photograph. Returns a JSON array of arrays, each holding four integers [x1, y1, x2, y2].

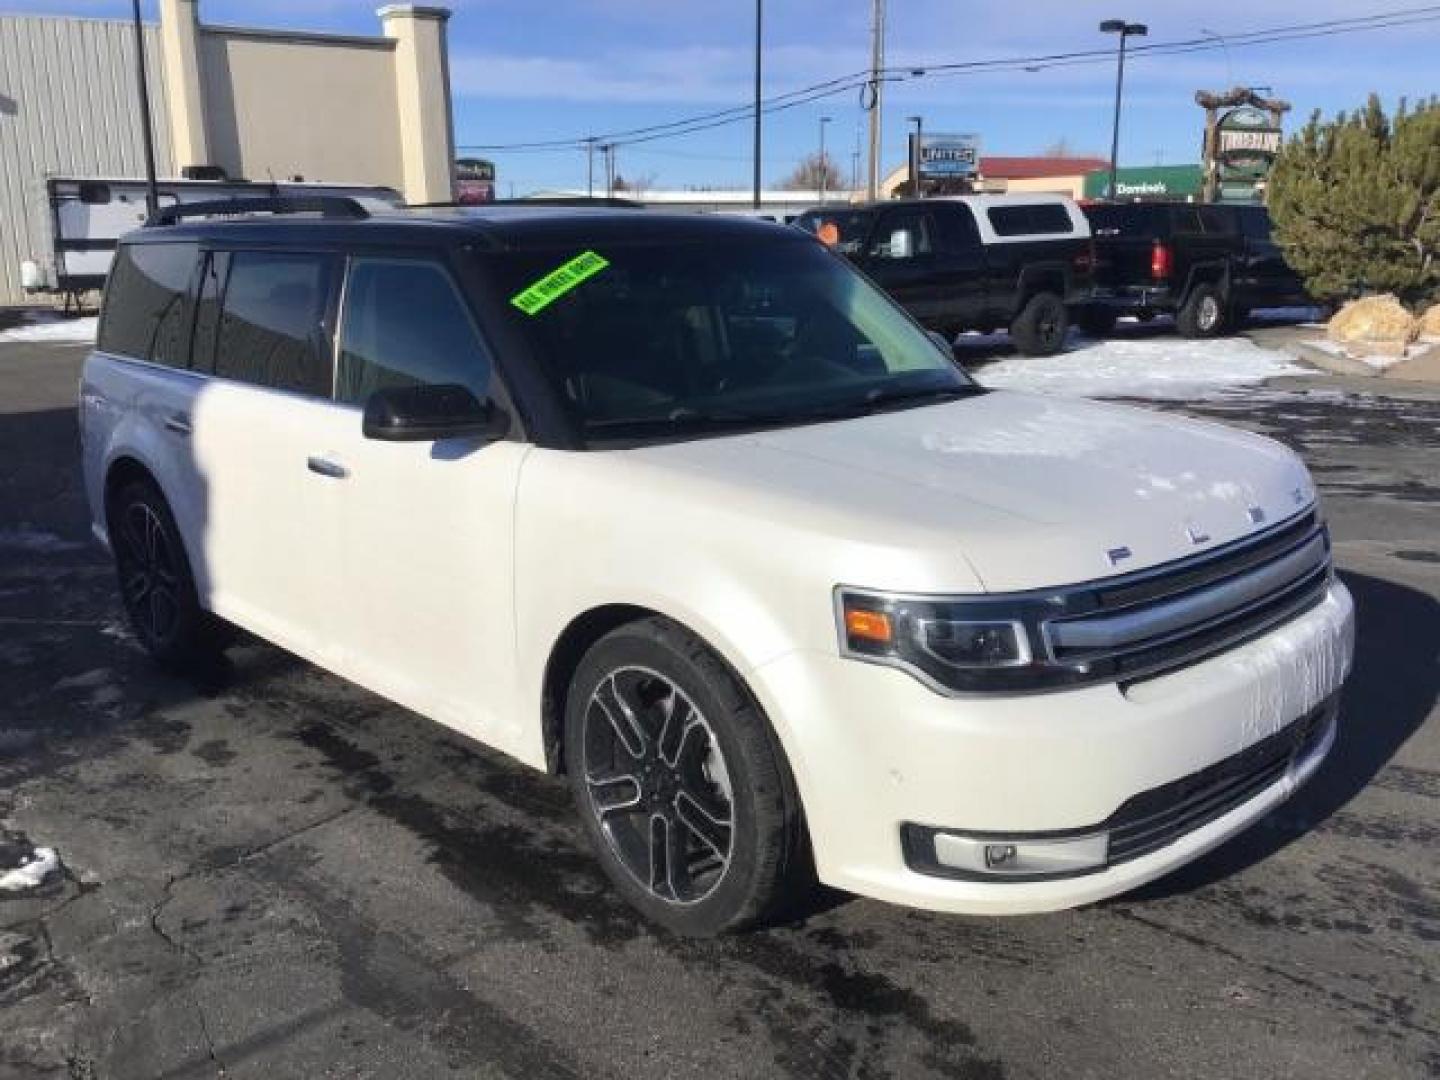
[[1104, 699, 1334, 865]]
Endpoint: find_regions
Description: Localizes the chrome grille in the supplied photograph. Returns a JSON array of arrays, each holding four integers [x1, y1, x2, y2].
[[1045, 509, 1331, 684]]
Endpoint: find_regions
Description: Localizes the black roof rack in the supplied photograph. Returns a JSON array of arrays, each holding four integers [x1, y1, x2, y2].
[[146, 195, 372, 227]]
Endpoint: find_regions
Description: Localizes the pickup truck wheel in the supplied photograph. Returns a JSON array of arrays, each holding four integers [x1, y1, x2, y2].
[[1010, 292, 1069, 356], [1075, 308, 1118, 338], [565, 617, 810, 935], [1177, 284, 1227, 338], [109, 480, 228, 670]]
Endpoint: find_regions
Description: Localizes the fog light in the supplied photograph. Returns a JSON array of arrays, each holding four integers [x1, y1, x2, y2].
[[932, 831, 1109, 877], [984, 844, 1017, 868]]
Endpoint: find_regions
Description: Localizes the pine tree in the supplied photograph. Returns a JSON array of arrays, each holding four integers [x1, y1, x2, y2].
[[1268, 94, 1440, 304]]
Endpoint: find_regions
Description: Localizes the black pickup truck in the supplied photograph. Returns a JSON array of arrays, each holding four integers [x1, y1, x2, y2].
[[1076, 202, 1310, 338], [794, 195, 1093, 356]]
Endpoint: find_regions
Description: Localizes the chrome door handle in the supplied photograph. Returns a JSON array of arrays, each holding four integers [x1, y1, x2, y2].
[[306, 456, 348, 479], [163, 413, 191, 436]]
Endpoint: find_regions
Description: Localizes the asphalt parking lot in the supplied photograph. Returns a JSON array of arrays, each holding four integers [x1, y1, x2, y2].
[[1, 337, 1436, 1080]]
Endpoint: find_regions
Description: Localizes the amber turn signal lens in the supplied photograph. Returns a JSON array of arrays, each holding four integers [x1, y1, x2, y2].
[[844, 609, 893, 644]]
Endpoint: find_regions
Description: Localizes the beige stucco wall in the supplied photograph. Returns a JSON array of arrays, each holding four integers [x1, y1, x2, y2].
[[1004, 175, 1086, 198], [197, 29, 405, 190]]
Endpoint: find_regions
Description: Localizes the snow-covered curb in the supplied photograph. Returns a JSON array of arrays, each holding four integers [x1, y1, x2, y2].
[[975, 336, 1312, 401], [0, 848, 60, 892], [0, 315, 98, 344]]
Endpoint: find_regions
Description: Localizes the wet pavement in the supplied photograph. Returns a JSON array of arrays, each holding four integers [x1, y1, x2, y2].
[[1, 340, 1436, 1079]]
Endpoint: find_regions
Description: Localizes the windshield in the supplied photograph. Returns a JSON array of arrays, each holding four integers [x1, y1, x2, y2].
[[489, 239, 977, 445]]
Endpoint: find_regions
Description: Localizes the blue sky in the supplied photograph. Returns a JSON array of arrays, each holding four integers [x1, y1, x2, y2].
[[11, 1, 1440, 193]]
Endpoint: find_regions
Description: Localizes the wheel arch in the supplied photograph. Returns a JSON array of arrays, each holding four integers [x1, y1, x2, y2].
[[539, 603, 801, 793]]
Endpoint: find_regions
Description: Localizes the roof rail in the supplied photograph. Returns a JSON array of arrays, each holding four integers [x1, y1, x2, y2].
[[146, 195, 371, 227]]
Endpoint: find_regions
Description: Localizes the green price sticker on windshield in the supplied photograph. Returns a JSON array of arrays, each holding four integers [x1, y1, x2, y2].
[[510, 250, 610, 315]]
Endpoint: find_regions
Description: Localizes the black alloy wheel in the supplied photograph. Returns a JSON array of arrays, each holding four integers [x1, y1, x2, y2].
[[110, 480, 227, 669]]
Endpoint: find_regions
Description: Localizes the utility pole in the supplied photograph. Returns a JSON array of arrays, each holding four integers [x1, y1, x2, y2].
[[752, 0, 763, 209], [585, 138, 596, 198], [866, 0, 886, 201], [601, 144, 616, 198], [130, 0, 160, 218], [1100, 19, 1148, 201], [818, 116, 832, 204]]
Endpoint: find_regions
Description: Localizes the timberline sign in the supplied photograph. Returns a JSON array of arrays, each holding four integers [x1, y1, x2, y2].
[[1196, 88, 1290, 204]]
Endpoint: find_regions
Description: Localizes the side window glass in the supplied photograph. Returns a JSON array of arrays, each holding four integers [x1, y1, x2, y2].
[[97, 242, 198, 367], [941, 204, 982, 249], [335, 258, 492, 406], [213, 252, 335, 396], [191, 251, 230, 375], [870, 212, 934, 259]]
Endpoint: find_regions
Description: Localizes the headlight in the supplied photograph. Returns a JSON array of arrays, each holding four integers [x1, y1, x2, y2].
[[836, 587, 1086, 693]]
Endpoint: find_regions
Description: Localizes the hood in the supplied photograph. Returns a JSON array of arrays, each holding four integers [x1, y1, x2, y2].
[[628, 391, 1314, 592]]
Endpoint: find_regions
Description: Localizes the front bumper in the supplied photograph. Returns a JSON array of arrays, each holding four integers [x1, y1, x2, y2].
[[748, 579, 1354, 915]]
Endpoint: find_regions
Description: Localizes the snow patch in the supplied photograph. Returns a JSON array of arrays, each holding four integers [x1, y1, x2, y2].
[[0, 848, 59, 892], [975, 337, 1312, 401], [0, 315, 98, 344]]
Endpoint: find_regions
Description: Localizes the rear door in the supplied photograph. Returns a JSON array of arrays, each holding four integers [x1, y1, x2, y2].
[[85, 241, 206, 566], [186, 246, 350, 663]]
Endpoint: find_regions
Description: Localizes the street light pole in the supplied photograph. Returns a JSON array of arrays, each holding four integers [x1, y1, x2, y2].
[[130, 0, 160, 218], [752, 0, 763, 209], [1100, 19, 1147, 201], [907, 115, 923, 197], [818, 116, 832, 204]]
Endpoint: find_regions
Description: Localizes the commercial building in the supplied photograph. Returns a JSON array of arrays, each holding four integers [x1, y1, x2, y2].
[[0, 2, 455, 304], [1081, 165, 1204, 202]]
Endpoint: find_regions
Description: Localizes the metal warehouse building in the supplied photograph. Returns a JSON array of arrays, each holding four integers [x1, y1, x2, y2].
[[0, 1, 456, 305]]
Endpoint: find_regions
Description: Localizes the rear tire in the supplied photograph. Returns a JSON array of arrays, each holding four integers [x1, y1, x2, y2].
[[109, 479, 228, 671], [1009, 292, 1069, 356], [564, 616, 810, 935], [1075, 307, 1118, 338], [1177, 283, 1228, 338]]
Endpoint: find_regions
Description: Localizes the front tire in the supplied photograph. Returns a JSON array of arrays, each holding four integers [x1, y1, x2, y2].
[[1010, 292, 1069, 356], [109, 480, 227, 670], [1177, 283, 1228, 338], [564, 617, 809, 935]]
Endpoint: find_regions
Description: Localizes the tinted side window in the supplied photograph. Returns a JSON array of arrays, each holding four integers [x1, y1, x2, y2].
[[212, 252, 335, 396], [97, 242, 198, 367], [937, 202, 982, 249], [335, 258, 492, 406], [869, 210, 936, 259], [987, 204, 1074, 237]]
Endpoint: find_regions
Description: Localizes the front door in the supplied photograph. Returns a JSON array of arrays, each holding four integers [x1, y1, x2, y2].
[[325, 254, 528, 747]]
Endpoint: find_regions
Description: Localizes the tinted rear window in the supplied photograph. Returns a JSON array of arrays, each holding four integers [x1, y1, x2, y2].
[[98, 242, 198, 366], [986, 203, 1075, 237], [1084, 204, 1163, 236], [211, 251, 335, 397]]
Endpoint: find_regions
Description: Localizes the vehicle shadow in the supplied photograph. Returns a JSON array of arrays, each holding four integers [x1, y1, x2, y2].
[[1124, 568, 1438, 901]]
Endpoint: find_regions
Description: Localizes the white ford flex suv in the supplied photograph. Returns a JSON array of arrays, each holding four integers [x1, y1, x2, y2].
[[80, 198, 1354, 934]]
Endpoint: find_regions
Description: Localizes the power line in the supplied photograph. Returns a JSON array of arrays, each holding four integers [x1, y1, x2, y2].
[[455, 5, 1440, 155]]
